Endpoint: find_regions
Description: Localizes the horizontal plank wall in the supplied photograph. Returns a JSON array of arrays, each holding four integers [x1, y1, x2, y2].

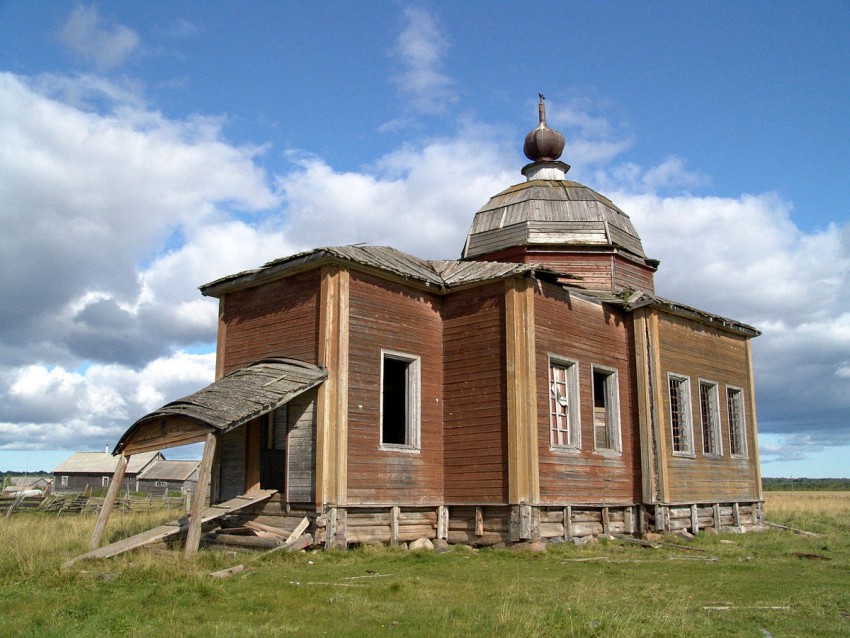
[[287, 390, 317, 505], [345, 271, 443, 505], [442, 282, 509, 504], [470, 247, 655, 294], [535, 282, 641, 504], [655, 311, 760, 502], [220, 270, 321, 374]]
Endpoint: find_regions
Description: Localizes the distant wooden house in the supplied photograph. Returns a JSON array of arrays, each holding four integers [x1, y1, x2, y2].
[[136, 459, 200, 496], [53, 451, 162, 494], [100, 98, 763, 551], [2, 475, 52, 496]]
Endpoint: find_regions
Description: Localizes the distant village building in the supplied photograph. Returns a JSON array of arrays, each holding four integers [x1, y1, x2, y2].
[[53, 450, 162, 494], [136, 459, 200, 496], [105, 97, 763, 549], [2, 475, 52, 496]]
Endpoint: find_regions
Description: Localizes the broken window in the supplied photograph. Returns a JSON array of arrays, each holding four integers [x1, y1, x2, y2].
[[380, 350, 420, 450], [549, 358, 580, 448], [592, 366, 621, 452], [727, 386, 748, 458], [668, 374, 694, 455], [699, 380, 722, 456]]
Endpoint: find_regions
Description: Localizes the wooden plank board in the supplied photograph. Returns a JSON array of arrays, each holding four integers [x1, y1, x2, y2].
[[63, 489, 276, 567]]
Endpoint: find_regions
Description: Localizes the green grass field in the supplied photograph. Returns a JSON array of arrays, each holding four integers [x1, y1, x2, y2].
[[1, 492, 849, 637]]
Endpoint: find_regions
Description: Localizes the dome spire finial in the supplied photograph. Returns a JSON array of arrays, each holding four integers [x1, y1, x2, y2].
[[522, 94, 570, 180]]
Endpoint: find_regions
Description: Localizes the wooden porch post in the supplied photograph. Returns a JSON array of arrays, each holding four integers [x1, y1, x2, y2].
[[185, 432, 216, 557], [89, 453, 129, 549]]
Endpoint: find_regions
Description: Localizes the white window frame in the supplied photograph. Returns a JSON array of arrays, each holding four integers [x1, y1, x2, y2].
[[548, 356, 581, 450], [60, 475, 68, 487], [379, 349, 421, 452], [698, 379, 722, 457], [101, 476, 110, 487], [154, 481, 167, 488], [726, 386, 749, 458], [591, 365, 622, 454], [668, 373, 694, 457]]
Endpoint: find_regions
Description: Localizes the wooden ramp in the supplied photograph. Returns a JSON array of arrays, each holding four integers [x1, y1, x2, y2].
[[63, 489, 276, 567]]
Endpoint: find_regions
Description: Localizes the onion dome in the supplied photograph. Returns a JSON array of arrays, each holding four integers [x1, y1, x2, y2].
[[523, 94, 565, 161]]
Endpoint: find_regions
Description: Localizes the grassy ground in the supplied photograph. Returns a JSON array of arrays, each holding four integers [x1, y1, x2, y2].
[[1, 493, 848, 637]]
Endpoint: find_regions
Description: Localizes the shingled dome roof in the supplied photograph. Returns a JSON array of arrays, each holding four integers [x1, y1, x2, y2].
[[462, 179, 648, 261]]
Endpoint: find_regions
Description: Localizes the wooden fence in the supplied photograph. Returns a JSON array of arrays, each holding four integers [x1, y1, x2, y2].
[[2, 493, 188, 517]]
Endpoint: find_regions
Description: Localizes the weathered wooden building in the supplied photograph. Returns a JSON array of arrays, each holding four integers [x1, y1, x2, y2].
[[136, 459, 200, 496], [104, 98, 763, 551], [53, 450, 161, 494]]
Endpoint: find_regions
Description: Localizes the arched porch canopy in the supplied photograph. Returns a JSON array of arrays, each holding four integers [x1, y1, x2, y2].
[[114, 358, 327, 456]]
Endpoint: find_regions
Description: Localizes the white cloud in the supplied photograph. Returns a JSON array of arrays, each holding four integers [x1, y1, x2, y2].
[[59, 5, 140, 71], [390, 7, 456, 115], [0, 353, 215, 451], [0, 72, 279, 365]]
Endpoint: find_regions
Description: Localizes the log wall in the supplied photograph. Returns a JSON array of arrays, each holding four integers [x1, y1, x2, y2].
[[654, 311, 760, 502], [534, 282, 641, 504], [442, 283, 509, 503], [345, 272, 444, 505], [220, 270, 321, 374]]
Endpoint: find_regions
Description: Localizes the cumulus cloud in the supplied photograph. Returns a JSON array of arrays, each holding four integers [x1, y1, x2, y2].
[[279, 129, 515, 258], [389, 6, 456, 116], [0, 72, 278, 367], [59, 4, 140, 71], [0, 353, 215, 450]]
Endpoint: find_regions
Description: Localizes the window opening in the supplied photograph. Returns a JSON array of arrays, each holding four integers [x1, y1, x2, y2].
[[549, 358, 579, 448], [699, 380, 721, 455], [669, 374, 694, 455], [381, 351, 420, 450], [727, 387, 748, 457], [592, 367, 621, 452]]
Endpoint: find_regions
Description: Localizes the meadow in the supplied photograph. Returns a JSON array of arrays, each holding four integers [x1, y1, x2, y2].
[[1, 492, 848, 637]]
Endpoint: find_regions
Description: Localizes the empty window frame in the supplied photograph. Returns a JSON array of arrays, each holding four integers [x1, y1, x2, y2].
[[549, 357, 580, 449], [380, 350, 421, 450], [60, 475, 69, 487], [668, 374, 694, 455], [101, 476, 110, 487], [699, 380, 722, 456], [727, 386, 748, 458], [592, 365, 621, 452]]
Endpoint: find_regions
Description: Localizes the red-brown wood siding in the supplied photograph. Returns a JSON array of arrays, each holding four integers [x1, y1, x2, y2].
[[656, 312, 759, 502], [470, 247, 655, 294], [345, 272, 444, 505], [535, 282, 641, 504], [220, 270, 321, 374], [442, 283, 509, 504]]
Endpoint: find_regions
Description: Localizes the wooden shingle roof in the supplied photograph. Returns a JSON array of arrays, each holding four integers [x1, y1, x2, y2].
[[200, 245, 568, 297], [115, 358, 327, 454], [462, 179, 651, 262]]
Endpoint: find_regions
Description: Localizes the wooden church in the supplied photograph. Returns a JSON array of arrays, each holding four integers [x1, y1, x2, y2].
[[95, 98, 764, 553]]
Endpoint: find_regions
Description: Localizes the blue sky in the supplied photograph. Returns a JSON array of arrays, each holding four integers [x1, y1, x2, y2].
[[0, 2, 847, 477]]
